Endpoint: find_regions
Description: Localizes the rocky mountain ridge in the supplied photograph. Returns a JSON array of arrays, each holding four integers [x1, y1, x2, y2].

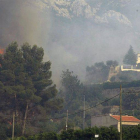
[[31, 0, 138, 27], [19, 0, 140, 85]]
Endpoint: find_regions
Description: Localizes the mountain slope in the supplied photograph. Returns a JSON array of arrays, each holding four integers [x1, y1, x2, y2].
[[32, 0, 134, 27]]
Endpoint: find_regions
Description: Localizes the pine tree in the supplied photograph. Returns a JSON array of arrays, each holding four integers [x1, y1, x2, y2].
[[0, 42, 63, 135], [123, 46, 137, 65]]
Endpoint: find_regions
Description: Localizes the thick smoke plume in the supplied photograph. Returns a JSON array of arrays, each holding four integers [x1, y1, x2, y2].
[[0, 0, 48, 47], [1, 0, 140, 86]]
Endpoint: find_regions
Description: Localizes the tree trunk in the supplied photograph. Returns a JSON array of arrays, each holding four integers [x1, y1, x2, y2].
[[22, 102, 28, 135], [12, 112, 15, 140], [14, 94, 18, 122]]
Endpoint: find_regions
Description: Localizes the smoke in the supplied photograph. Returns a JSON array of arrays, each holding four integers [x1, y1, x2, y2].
[[46, 18, 140, 85], [1, 0, 140, 86], [0, 0, 50, 47]]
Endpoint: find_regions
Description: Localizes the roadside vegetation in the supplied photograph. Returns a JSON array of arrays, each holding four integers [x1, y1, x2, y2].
[[8, 125, 140, 140]]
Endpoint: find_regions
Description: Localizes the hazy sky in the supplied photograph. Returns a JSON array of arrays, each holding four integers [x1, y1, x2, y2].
[[0, 0, 140, 86]]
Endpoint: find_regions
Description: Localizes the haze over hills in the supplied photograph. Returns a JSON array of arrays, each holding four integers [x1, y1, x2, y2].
[[1, 1, 140, 138], [1, 0, 140, 85], [37, 0, 136, 26]]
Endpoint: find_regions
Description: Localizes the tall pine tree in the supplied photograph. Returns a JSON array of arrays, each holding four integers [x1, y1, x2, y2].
[[123, 46, 137, 65], [0, 42, 63, 135]]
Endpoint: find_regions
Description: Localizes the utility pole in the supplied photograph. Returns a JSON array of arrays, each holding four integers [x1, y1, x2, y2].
[[133, 110, 134, 116], [120, 85, 122, 140], [66, 110, 68, 131], [12, 112, 15, 140], [83, 94, 85, 130]]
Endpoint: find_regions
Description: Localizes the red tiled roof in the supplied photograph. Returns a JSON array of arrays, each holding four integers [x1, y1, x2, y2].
[[111, 115, 140, 122]]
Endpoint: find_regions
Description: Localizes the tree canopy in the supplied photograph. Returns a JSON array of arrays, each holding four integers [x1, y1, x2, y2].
[[106, 60, 118, 67], [0, 42, 63, 136], [60, 69, 83, 110], [123, 46, 137, 65], [86, 61, 116, 84]]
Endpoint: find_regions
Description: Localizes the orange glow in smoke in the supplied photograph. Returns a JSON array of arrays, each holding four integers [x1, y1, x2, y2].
[[0, 49, 4, 54]]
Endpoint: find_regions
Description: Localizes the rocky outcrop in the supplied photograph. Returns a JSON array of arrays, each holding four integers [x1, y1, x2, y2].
[[31, 0, 132, 27]]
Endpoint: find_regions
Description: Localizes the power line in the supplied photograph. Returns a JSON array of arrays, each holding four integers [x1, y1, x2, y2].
[[17, 90, 138, 122], [85, 91, 139, 121], [25, 93, 120, 121]]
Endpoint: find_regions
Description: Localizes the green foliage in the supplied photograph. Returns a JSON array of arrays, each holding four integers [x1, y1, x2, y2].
[[110, 76, 115, 82], [14, 125, 140, 140], [0, 42, 63, 137], [35, 132, 58, 140], [118, 71, 139, 82], [86, 60, 118, 84], [59, 70, 104, 130], [86, 62, 109, 84], [109, 98, 119, 106], [102, 80, 140, 90], [24, 127, 119, 140], [123, 46, 137, 65], [102, 107, 111, 114], [60, 69, 84, 111], [61, 69, 82, 100], [84, 86, 104, 109], [0, 124, 8, 140], [122, 125, 140, 140], [14, 136, 27, 140], [37, 121, 59, 133], [119, 75, 130, 82], [106, 60, 118, 67], [60, 129, 75, 140], [122, 91, 140, 110]]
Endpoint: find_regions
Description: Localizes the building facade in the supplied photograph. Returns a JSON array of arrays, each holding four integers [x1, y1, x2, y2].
[[136, 53, 140, 65], [91, 114, 140, 132]]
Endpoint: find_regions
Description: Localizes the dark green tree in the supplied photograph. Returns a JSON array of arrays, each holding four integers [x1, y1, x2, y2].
[[106, 60, 118, 67], [60, 70, 85, 128], [123, 125, 140, 140], [61, 69, 83, 104], [122, 90, 140, 110], [0, 42, 63, 136], [86, 62, 110, 84], [123, 46, 137, 65]]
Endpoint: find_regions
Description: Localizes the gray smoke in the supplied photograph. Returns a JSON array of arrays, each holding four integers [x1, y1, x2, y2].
[[0, 0, 49, 47], [1, 0, 140, 86]]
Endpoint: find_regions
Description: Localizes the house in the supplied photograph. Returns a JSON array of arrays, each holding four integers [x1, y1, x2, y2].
[[121, 65, 140, 72], [136, 53, 140, 65], [91, 114, 140, 132], [121, 53, 140, 72]]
